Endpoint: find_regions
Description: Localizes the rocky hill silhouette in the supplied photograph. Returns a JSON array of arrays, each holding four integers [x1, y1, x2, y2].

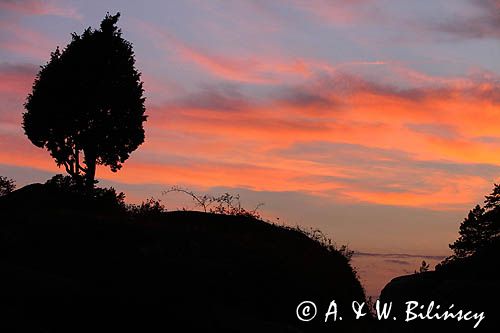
[[0, 181, 368, 332]]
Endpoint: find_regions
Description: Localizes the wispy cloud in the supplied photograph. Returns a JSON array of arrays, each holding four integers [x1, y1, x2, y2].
[[0, 62, 37, 95], [431, 0, 500, 40], [0, 62, 36, 124], [351, 252, 446, 296], [0, 0, 82, 20], [0, 20, 58, 59], [354, 251, 446, 261], [135, 19, 316, 84], [134, 19, 388, 85]]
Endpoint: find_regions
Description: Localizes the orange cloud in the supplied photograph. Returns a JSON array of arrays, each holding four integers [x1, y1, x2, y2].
[[2, 36, 499, 211], [0, 133, 57, 172], [341, 174, 490, 210], [124, 70, 500, 210]]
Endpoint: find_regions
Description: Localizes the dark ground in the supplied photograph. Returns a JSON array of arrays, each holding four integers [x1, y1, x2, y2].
[[3, 183, 497, 332], [0, 183, 369, 332]]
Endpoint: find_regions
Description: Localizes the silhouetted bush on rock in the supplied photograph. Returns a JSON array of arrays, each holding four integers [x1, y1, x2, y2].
[[379, 185, 500, 332], [0, 183, 368, 332]]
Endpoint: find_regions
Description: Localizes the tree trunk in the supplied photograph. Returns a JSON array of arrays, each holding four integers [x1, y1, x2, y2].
[[84, 149, 96, 190], [74, 147, 80, 177]]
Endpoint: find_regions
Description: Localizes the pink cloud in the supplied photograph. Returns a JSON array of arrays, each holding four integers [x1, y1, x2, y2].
[[0, 62, 36, 95], [0, 0, 82, 20], [0, 20, 58, 60], [284, 0, 380, 26], [135, 20, 326, 84]]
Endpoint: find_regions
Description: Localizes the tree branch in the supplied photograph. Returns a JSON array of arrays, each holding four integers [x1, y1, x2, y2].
[[63, 161, 75, 177]]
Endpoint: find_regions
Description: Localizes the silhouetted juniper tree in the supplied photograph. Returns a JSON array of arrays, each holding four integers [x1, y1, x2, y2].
[[23, 13, 146, 188]]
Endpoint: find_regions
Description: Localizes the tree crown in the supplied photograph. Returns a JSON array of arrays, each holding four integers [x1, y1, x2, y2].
[[23, 12, 147, 187]]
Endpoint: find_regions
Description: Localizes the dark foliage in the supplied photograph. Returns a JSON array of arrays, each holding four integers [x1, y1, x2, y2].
[[126, 197, 166, 219], [0, 176, 15, 197], [446, 183, 500, 261], [23, 13, 147, 188], [283, 225, 355, 262], [45, 174, 126, 211]]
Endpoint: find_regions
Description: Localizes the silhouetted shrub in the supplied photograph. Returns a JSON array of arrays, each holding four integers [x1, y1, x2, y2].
[[163, 186, 263, 219], [414, 260, 430, 273], [45, 174, 83, 192], [0, 176, 15, 197], [127, 197, 166, 219], [45, 174, 125, 210], [92, 186, 126, 211], [285, 225, 354, 262]]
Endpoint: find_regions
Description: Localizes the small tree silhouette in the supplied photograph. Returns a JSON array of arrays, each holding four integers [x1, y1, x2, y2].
[[23, 13, 146, 188], [0, 176, 15, 196], [448, 184, 500, 260], [416, 260, 429, 273]]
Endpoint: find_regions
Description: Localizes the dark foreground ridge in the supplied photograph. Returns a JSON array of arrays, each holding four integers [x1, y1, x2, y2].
[[0, 183, 368, 332]]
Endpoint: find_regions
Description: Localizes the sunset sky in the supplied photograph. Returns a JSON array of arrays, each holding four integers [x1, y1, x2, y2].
[[1, 0, 500, 296]]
